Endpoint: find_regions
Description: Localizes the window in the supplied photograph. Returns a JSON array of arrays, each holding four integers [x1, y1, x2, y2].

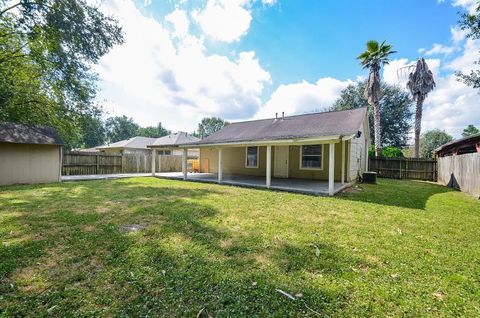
[[245, 146, 259, 168], [300, 145, 323, 170], [158, 150, 171, 155]]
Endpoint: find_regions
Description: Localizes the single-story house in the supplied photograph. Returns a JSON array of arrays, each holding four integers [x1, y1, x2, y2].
[[148, 132, 200, 157], [164, 107, 369, 196], [435, 133, 480, 157], [0, 122, 63, 186], [96, 136, 157, 154]]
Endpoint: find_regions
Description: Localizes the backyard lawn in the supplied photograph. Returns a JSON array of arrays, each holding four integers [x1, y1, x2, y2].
[[0, 178, 479, 317]]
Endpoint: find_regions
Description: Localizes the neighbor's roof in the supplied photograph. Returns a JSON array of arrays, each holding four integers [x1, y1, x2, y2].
[[148, 132, 199, 147], [97, 136, 157, 150], [187, 107, 368, 146], [0, 122, 63, 145], [434, 132, 480, 153]]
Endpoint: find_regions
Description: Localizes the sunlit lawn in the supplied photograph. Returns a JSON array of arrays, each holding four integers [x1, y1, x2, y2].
[[0, 177, 479, 317]]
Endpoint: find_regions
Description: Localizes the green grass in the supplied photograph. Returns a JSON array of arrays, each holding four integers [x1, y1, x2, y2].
[[0, 178, 479, 317]]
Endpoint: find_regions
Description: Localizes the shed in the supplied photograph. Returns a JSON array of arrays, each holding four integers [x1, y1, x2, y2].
[[0, 122, 63, 186]]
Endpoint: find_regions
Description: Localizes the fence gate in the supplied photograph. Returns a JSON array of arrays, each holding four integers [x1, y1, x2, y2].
[[368, 157, 437, 181]]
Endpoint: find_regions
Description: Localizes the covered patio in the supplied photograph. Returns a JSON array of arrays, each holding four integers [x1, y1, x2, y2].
[[155, 172, 351, 195]]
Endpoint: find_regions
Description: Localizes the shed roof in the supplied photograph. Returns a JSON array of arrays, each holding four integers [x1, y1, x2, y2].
[[0, 122, 63, 145], [148, 132, 199, 147], [97, 136, 157, 150], [189, 107, 368, 146], [434, 132, 480, 153]]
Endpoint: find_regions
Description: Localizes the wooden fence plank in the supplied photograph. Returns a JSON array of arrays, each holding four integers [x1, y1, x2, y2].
[[62, 152, 183, 175], [369, 157, 437, 181], [437, 153, 480, 198]]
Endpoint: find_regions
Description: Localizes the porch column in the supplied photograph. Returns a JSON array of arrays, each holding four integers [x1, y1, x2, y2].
[[365, 141, 369, 171], [341, 140, 345, 184], [328, 142, 335, 196], [151, 148, 156, 176], [218, 147, 223, 183], [266, 145, 272, 188], [182, 148, 188, 180]]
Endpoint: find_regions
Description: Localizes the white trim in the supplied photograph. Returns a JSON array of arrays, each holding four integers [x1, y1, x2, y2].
[[274, 145, 289, 178], [328, 142, 335, 196], [341, 140, 345, 184], [266, 145, 272, 188], [218, 147, 223, 182], [178, 135, 344, 148], [245, 146, 259, 168], [299, 144, 324, 171]]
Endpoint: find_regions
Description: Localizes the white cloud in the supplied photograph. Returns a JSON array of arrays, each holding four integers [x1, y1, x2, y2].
[[451, 0, 478, 13], [450, 26, 469, 43], [94, 0, 271, 131], [423, 43, 456, 56], [192, 0, 253, 43], [255, 77, 354, 119]]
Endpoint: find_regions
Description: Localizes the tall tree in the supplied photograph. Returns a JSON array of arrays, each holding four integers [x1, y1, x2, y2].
[[137, 122, 171, 138], [406, 58, 436, 158], [331, 80, 413, 148], [462, 124, 479, 137], [456, 2, 480, 89], [197, 117, 229, 138], [77, 107, 106, 148], [105, 116, 140, 143], [0, 0, 124, 147], [420, 129, 453, 159], [357, 40, 396, 157]]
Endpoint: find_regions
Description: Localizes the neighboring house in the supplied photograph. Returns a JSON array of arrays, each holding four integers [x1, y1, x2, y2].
[[173, 107, 369, 195], [0, 122, 63, 186], [148, 132, 200, 158], [435, 133, 480, 198], [96, 136, 157, 154]]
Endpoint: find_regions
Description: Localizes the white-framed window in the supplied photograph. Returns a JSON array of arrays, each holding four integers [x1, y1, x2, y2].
[[158, 150, 172, 155], [245, 146, 259, 168], [299, 144, 323, 170]]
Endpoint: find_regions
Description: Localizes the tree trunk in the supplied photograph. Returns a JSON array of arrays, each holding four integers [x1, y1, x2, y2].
[[414, 96, 424, 158], [373, 100, 382, 157]]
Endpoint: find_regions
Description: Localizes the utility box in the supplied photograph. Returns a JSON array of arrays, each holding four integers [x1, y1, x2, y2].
[[362, 171, 377, 184]]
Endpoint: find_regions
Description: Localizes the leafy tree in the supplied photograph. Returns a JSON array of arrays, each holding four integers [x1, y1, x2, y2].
[[368, 145, 404, 158], [137, 122, 171, 138], [420, 129, 453, 159], [77, 108, 106, 148], [331, 80, 413, 148], [357, 40, 396, 157], [456, 3, 480, 89], [462, 124, 479, 137], [406, 58, 436, 158], [197, 117, 229, 138], [105, 116, 140, 143], [0, 0, 124, 147]]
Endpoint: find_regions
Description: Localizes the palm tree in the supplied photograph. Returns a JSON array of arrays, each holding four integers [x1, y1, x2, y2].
[[406, 58, 436, 158], [357, 40, 396, 157]]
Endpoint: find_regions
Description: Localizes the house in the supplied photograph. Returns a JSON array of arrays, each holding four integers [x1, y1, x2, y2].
[[157, 107, 369, 196], [96, 136, 157, 154], [147, 132, 200, 157], [0, 122, 63, 186]]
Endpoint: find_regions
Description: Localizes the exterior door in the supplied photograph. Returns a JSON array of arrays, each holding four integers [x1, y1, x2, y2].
[[274, 146, 289, 178]]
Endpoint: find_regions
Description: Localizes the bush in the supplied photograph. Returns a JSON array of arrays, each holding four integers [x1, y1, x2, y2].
[[369, 145, 404, 158]]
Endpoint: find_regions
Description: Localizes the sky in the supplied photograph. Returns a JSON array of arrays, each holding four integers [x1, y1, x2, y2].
[[93, 0, 480, 138]]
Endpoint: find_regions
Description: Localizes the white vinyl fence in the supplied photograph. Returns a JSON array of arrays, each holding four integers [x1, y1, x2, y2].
[[437, 153, 480, 198]]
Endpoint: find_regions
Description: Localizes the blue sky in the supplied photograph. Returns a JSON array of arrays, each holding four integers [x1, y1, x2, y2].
[[95, 0, 480, 138]]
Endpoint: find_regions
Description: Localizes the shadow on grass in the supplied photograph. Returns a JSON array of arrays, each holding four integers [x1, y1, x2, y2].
[[0, 179, 364, 316], [337, 178, 455, 210]]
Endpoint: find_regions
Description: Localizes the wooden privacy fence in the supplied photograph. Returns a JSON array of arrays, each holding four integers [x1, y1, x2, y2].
[[62, 152, 183, 175], [437, 153, 480, 198], [369, 157, 437, 181]]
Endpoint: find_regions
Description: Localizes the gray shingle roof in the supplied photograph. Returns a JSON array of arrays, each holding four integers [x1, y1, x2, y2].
[[97, 136, 157, 150], [149, 132, 200, 147], [189, 107, 367, 145], [0, 122, 63, 145], [434, 132, 480, 153]]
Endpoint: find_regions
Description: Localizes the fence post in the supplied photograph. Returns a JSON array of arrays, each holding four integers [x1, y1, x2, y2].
[[96, 154, 100, 174], [121, 154, 125, 173], [399, 159, 402, 179]]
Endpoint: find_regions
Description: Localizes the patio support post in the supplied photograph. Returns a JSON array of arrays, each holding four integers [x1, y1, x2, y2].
[[182, 148, 188, 180], [218, 147, 223, 183], [266, 145, 272, 188], [328, 142, 335, 196], [151, 148, 156, 176], [341, 140, 345, 184]]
